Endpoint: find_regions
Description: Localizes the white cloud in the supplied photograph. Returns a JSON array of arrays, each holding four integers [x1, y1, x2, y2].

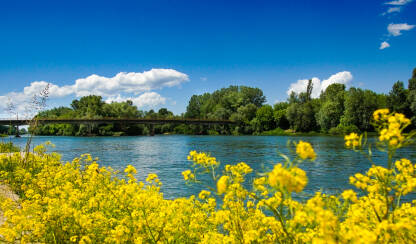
[[382, 6, 401, 15], [132, 92, 166, 108], [0, 69, 188, 117], [105, 92, 167, 109], [287, 77, 321, 98], [287, 71, 353, 98], [388, 23, 415, 36], [380, 41, 391, 49], [23, 81, 74, 98], [385, 0, 412, 5], [388, 6, 402, 13], [72, 69, 189, 97]]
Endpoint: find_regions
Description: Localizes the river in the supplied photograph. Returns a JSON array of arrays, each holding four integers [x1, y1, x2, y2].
[[5, 135, 416, 200]]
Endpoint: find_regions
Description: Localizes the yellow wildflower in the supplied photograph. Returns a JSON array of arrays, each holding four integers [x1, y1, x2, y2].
[[182, 170, 195, 181], [344, 132, 361, 148], [296, 141, 316, 160], [124, 165, 137, 175], [198, 190, 211, 199], [217, 176, 229, 194]]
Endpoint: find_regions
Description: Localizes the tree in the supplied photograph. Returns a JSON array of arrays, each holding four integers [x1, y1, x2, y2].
[[407, 68, 416, 126], [254, 105, 275, 132], [341, 88, 381, 131], [316, 83, 346, 132], [286, 80, 318, 132], [71, 95, 105, 118], [273, 102, 289, 129], [387, 81, 410, 116]]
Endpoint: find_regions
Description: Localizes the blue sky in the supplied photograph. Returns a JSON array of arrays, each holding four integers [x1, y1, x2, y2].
[[0, 0, 415, 116]]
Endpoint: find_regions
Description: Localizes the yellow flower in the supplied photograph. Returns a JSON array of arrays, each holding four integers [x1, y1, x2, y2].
[[296, 140, 316, 160], [198, 190, 211, 199], [124, 165, 137, 175], [373, 108, 389, 121], [182, 170, 195, 181], [344, 132, 361, 148], [146, 173, 158, 182], [268, 164, 308, 193], [217, 176, 229, 194], [341, 189, 358, 203]]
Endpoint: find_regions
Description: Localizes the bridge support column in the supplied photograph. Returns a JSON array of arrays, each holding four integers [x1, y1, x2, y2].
[[149, 124, 155, 136], [15, 125, 20, 138]]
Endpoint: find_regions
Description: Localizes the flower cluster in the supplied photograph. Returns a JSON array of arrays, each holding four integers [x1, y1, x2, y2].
[[373, 109, 411, 147], [344, 132, 361, 148], [296, 140, 316, 160], [0, 109, 415, 243], [268, 164, 307, 193]]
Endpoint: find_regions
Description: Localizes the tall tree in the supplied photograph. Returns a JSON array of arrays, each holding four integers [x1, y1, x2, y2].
[[287, 80, 318, 132], [387, 81, 410, 116], [341, 88, 381, 131], [254, 105, 275, 132], [316, 83, 346, 132], [407, 68, 416, 126]]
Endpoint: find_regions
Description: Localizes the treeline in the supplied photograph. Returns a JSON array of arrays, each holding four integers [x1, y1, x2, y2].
[[32, 96, 179, 136], [0, 125, 27, 136], [31, 68, 416, 136]]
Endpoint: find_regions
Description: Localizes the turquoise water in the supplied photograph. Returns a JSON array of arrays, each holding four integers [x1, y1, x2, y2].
[[6, 135, 416, 200]]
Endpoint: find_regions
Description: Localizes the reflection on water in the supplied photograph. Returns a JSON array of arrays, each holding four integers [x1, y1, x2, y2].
[[6, 135, 416, 200]]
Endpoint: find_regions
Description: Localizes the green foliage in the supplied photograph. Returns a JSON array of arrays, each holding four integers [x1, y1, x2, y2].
[[328, 124, 360, 135], [259, 127, 286, 135], [185, 86, 266, 134], [387, 81, 410, 116], [273, 102, 289, 129], [316, 84, 345, 132], [254, 105, 275, 132], [30, 68, 416, 136], [407, 68, 416, 126], [0, 142, 20, 153], [33, 95, 178, 136], [341, 88, 382, 131], [286, 80, 319, 132]]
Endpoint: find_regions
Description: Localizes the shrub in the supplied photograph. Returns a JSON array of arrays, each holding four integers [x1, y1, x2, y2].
[[329, 124, 360, 135], [0, 142, 20, 153]]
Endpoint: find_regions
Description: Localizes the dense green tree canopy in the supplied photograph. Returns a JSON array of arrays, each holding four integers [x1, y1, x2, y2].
[[30, 68, 416, 136]]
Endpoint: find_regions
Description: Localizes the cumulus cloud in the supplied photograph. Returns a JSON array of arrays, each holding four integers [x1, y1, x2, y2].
[[287, 77, 321, 98], [23, 81, 74, 98], [388, 23, 415, 36], [385, 0, 412, 5], [106, 92, 166, 109], [72, 69, 189, 97], [287, 71, 353, 98], [0, 69, 188, 117], [380, 41, 391, 49], [132, 92, 167, 108]]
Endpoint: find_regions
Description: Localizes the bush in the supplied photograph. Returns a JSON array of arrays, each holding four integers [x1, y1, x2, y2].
[[328, 124, 360, 135], [0, 142, 20, 153], [259, 127, 286, 135]]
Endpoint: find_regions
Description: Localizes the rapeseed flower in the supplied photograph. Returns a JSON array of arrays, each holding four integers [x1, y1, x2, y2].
[[296, 141, 316, 160]]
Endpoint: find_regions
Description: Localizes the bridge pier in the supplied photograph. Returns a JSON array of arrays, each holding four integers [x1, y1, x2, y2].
[[15, 125, 20, 138], [149, 124, 155, 136]]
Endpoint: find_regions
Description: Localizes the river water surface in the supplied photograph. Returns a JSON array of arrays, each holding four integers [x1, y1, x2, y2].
[[6, 135, 416, 200]]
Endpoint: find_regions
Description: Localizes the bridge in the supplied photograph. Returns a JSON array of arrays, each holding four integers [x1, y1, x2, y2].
[[0, 118, 235, 126], [0, 118, 235, 137]]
